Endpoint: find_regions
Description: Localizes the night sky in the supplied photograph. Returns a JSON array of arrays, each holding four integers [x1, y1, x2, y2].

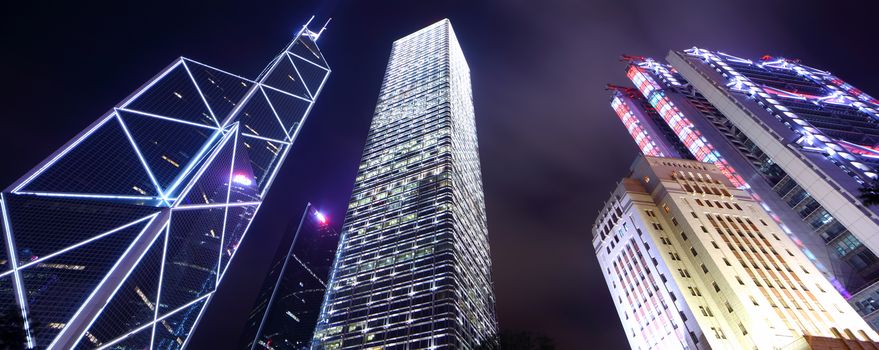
[[3, 1, 879, 349]]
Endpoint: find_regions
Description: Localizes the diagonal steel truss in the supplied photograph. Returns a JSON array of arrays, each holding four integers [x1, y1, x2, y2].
[[0, 19, 330, 350]]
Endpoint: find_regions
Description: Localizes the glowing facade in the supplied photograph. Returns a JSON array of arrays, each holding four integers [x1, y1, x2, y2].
[[593, 156, 878, 349], [0, 21, 330, 349], [311, 20, 497, 349], [610, 52, 879, 306]]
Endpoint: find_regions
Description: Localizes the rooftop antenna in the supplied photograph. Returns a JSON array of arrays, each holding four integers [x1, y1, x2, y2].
[[303, 17, 331, 42]]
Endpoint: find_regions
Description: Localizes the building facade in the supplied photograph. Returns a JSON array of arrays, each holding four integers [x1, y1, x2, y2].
[[239, 204, 340, 350], [593, 156, 879, 349], [0, 20, 330, 349], [311, 19, 497, 349], [609, 51, 879, 310]]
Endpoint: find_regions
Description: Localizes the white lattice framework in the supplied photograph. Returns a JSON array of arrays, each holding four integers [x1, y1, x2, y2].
[[0, 19, 330, 350]]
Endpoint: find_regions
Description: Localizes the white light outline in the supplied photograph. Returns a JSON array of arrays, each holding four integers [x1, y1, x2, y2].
[[182, 58, 257, 86], [161, 126, 226, 202], [174, 201, 261, 211], [16, 214, 158, 271], [217, 203, 261, 283], [151, 222, 169, 349], [66, 217, 166, 348], [115, 107, 221, 131], [119, 60, 185, 110], [12, 191, 162, 202], [178, 293, 213, 349], [115, 112, 166, 201], [260, 82, 312, 103], [240, 132, 291, 145], [46, 213, 160, 349], [289, 52, 331, 72], [12, 114, 115, 193], [181, 60, 221, 128], [219, 75, 262, 128], [94, 291, 211, 350], [286, 52, 314, 99], [260, 86, 295, 139], [169, 127, 237, 209], [258, 85, 293, 140], [1, 194, 34, 348], [217, 127, 239, 286]]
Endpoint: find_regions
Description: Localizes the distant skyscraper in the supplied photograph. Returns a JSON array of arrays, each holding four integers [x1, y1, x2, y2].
[[311, 19, 497, 349], [593, 156, 878, 349], [608, 51, 879, 320], [0, 20, 330, 349], [239, 203, 340, 350]]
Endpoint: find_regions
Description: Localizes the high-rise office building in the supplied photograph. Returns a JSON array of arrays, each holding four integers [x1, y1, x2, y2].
[[0, 20, 330, 349], [592, 156, 878, 349], [311, 19, 497, 349], [239, 204, 340, 350], [609, 51, 879, 323]]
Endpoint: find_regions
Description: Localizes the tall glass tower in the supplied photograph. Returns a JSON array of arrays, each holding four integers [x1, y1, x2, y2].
[[311, 19, 497, 349], [0, 20, 330, 349]]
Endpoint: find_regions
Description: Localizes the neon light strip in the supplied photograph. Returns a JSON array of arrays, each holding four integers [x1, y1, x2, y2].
[[115, 108, 221, 131], [286, 53, 314, 99], [169, 128, 237, 208], [217, 203, 261, 283], [218, 128, 240, 286], [240, 132, 291, 145], [16, 214, 158, 270], [1, 194, 34, 348], [181, 58, 257, 85], [115, 113, 166, 200], [12, 115, 115, 193], [259, 85, 293, 140], [288, 52, 331, 72], [119, 60, 185, 110], [178, 293, 213, 349], [94, 291, 212, 350], [151, 223, 169, 349], [46, 214, 159, 349], [260, 83, 312, 103], [12, 191, 162, 202], [173, 201, 262, 211], [67, 219, 166, 348], [182, 60, 221, 127], [162, 126, 225, 201]]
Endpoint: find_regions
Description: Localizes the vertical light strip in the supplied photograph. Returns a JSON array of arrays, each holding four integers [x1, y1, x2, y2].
[[0, 193, 34, 348]]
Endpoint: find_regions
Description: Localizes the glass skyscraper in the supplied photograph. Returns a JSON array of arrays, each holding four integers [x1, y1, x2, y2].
[[239, 204, 340, 350], [0, 20, 329, 349], [311, 19, 497, 349], [608, 50, 879, 328]]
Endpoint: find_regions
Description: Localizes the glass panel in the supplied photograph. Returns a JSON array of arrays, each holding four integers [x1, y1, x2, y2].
[[123, 62, 217, 127], [238, 136, 284, 194], [185, 61, 253, 125], [20, 220, 148, 348], [118, 111, 218, 191], [158, 209, 222, 313], [262, 56, 310, 99], [78, 230, 165, 348], [0, 275, 21, 347], [21, 117, 159, 197], [152, 297, 206, 350], [288, 53, 328, 96], [262, 87, 310, 136], [233, 88, 288, 141], [176, 135, 235, 206], [76, 319, 153, 350], [288, 35, 327, 69], [5, 194, 158, 261], [219, 205, 258, 276], [228, 137, 261, 204]]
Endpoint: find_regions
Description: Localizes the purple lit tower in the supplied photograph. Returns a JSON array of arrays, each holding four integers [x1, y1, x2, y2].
[[0, 18, 330, 349]]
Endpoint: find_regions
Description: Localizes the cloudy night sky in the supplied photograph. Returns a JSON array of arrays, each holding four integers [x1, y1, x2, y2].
[[3, 1, 879, 348]]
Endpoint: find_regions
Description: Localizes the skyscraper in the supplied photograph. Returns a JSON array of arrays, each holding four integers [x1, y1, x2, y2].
[[239, 203, 340, 350], [593, 156, 878, 349], [0, 19, 330, 349], [608, 51, 879, 322], [311, 19, 497, 349]]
